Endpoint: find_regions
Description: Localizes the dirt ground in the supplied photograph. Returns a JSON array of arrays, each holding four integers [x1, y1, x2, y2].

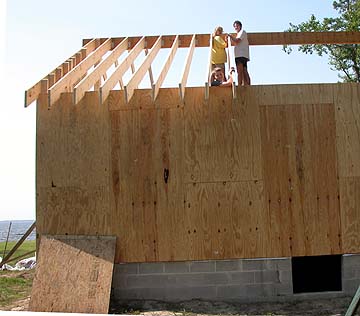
[[1, 295, 359, 315], [1, 278, 358, 316], [109, 296, 359, 316]]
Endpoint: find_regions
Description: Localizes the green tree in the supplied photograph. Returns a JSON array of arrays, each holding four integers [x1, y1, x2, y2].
[[284, 0, 360, 82]]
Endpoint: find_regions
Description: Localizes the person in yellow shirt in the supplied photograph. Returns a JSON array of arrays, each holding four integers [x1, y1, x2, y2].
[[211, 26, 228, 79]]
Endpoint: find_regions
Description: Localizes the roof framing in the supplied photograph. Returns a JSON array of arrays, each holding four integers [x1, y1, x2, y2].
[[25, 31, 360, 107]]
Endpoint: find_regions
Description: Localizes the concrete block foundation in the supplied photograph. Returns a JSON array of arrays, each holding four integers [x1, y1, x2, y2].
[[112, 254, 360, 302]]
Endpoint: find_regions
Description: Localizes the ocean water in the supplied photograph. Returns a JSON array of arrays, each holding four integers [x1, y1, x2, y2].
[[0, 220, 36, 242]]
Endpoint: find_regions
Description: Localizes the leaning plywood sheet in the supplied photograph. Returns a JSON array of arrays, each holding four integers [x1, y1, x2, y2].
[[29, 235, 116, 314]]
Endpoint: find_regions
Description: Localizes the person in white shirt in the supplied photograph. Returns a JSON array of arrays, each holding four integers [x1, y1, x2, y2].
[[228, 20, 251, 86]]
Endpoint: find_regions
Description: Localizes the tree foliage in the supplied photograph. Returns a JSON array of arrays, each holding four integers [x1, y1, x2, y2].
[[284, 0, 360, 82]]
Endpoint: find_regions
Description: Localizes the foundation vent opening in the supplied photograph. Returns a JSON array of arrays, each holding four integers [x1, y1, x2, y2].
[[292, 255, 342, 294]]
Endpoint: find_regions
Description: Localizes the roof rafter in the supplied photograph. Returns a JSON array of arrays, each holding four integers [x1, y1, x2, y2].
[[99, 37, 146, 103], [48, 38, 112, 107], [24, 38, 98, 107], [25, 31, 360, 107], [73, 37, 129, 104], [179, 34, 196, 101], [124, 36, 162, 103], [152, 35, 179, 101]]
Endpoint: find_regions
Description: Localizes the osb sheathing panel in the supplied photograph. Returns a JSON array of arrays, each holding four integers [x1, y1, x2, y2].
[[36, 85, 360, 263], [29, 235, 116, 314]]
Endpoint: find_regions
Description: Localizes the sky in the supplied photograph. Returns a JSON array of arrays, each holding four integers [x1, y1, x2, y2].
[[0, 0, 340, 221]]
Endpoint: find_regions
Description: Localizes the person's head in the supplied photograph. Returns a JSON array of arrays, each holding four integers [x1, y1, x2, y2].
[[212, 67, 225, 82], [213, 26, 223, 37], [233, 20, 242, 33]]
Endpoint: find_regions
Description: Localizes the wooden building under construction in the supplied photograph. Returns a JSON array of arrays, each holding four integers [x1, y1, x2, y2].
[[26, 31, 360, 311]]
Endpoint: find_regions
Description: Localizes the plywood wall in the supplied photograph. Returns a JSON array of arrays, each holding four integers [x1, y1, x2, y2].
[[36, 83, 360, 263]]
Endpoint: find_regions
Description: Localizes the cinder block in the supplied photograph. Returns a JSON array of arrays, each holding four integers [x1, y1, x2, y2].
[[113, 288, 141, 300], [273, 282, 293, 295], [217, 285, 246, 299], [229, 271, 255, 284], [343, 267, 360, 280], [111, 273, 128, 288], [174, 272, 229, 287], [126, 274, 175, 288], [138, 262, 164, 274], [216, 259, 242, 271], [173, 273, 207, 287], [165, 286, 217, 301], [206, 272, 232, 285], [266, 258, 291, 271], [343, 279, 360, 295], [254, 270, 280, 284], [164, 261, 190, 273], [245, 284, 275, 297], [279, 270, 292, 284], [343, 254, 360, 268], [243, 258, 266, 271], [114, 263, 138, 275], [189, 261, 215, 272]]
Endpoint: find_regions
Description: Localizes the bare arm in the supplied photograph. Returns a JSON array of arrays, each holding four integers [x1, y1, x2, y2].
[[219, 68, 235, 87], [228, 33, 241, 44]]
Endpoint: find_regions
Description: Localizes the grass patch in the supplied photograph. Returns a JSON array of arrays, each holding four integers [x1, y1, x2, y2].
[[0, 272, 33, 306], [0, 240, 36, 265]]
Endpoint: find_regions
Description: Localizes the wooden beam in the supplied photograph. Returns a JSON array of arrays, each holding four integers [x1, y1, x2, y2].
[[227, 36, 237, 99], [145, 48, 154, 87], [152, 35, 179, 101], [48, 38, 112, 107], [100, 37, 145, 103], [124, 36, 162, 103], [74, 38, 128, 104], [248, 31, 360, 46], [179, 34, 196, 101], [205, 34, 212, 100], [24, 38, 97, 107], [83, 32, 360, 50]]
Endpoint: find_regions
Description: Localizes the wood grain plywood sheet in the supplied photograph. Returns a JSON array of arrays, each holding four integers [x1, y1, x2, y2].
[[110, 106, 186, 263], [37, 186, 111, 237], [185, 180, 268, 260], [29, 235, 116, 314], [258, 84, 334, 106], [107, 88, 182, 111], [260, 103, 341, 257], [334, 83, 360, 177], [36, 92, 110, 188], [340, 177, 360, 253], [184, 87, 262, 183]]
